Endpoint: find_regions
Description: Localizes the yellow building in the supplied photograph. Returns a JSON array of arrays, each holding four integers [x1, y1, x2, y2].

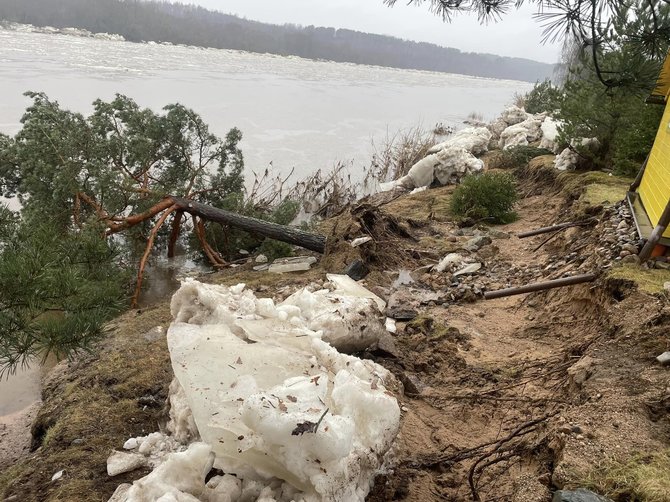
[[631, 53, 670, 245]]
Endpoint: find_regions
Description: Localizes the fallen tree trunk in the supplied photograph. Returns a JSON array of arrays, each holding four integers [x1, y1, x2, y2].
[[170, 197, 327, 254]]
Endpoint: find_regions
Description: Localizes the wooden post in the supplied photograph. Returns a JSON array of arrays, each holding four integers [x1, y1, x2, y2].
[[170, 197, 327, 254], [639, 198, 670, 263]]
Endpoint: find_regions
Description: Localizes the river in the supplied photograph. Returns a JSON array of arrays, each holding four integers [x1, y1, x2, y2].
[[0, 28, 530, 182], [0, 27, 530, 421]]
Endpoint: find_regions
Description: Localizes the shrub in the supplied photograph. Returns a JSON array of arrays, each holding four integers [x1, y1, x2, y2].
[[524, 80, 562, 114], [450, 172, 518, 224], [500, 145, 553, 169]]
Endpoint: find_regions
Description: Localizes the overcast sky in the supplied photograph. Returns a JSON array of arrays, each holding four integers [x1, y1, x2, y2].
[[184, 0, 562, 63]]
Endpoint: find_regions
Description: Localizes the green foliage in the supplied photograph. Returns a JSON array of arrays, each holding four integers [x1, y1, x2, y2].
[[555, 58, 663, 174], [612, 104, 663, 177], [500, 146, 553, 168], [524, 80, 562, 114], [0, 222, 129, 376], [0, 93, 248, 374], [450, 172, 518, 223]]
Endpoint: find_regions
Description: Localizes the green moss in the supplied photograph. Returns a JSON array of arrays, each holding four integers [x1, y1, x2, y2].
[[608, 265, 670, 294], [584, 450, 670, 502]]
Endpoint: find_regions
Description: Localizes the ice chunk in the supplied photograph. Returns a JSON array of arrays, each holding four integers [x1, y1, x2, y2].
[[107, 452, 147, 477], [435, 253, 465, 273], [428, 126, 492, 156], [406, 153, 438, 188], [163, 279, 400, 502], [350, 236, 372, 248], [121, 443, 214, 501], [453, 263, 482, 276], [500, 106, 529, 125], [433, 147, 484, 185], [539, 117, 563, 153]]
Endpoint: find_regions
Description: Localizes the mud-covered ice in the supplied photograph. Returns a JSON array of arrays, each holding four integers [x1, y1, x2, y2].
[[110, 277, 400, 502]]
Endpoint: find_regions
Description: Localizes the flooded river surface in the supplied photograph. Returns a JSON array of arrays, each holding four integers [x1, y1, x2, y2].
[[0, 28, 530, 181]]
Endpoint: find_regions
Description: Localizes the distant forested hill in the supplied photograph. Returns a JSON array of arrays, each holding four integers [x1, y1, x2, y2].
[[0, 0, 555, 82]]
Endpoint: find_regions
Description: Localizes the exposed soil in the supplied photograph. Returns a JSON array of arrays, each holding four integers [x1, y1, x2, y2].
[[1, 160, 669, 502]]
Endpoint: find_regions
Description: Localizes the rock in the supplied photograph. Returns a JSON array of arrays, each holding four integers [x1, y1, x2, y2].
[[70, 438, 85, 446], [51, 470, 64, 482], [386, 307, 418, 321], [106, 451, 147, 477], [488, 229, 511, 239], [464, 236, 492, 252], [622, 254, 640, 264], [377, 332, 401, 358], [664, 281, 670, 293], [552, 488, 613, 502], [567, 356, 597, 387], [656, 352, 670, 365], [344, 259, 370, 281], [453, 263, 482, 277], [399, 373, 425, 396], [621, 243, 638, 254], [255, 254, 268, 264], [384, 318, 397, 333]]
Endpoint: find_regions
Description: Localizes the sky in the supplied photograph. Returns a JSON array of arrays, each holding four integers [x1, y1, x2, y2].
[[184, 0, 562, 64]]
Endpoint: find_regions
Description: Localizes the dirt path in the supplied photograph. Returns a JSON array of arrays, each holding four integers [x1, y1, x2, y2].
[[369, 191, 670, 501]]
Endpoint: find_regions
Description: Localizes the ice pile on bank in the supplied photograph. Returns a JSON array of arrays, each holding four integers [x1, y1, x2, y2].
[[109, 276, 400, 502], [381, 126, 490, 191]]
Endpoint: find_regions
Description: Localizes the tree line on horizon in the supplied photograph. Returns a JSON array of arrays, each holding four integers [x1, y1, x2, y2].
[[0, 0, 554, 82]]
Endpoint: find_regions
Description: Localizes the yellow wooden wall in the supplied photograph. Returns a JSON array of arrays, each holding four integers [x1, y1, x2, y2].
[[639, 97, 670, 238]]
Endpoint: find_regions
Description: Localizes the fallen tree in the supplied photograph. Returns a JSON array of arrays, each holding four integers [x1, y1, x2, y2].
[[84, 194, 327, 306]]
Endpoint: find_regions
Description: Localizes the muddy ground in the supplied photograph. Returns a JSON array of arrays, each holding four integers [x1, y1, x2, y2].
[[1, 157, 669, 502]]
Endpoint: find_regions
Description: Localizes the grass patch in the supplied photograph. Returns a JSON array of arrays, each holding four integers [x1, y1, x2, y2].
[[560, 171, 632, 205], [584, 450, 670, 502], [383, 185, 454, 222], [608, 265, 670, 295]]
